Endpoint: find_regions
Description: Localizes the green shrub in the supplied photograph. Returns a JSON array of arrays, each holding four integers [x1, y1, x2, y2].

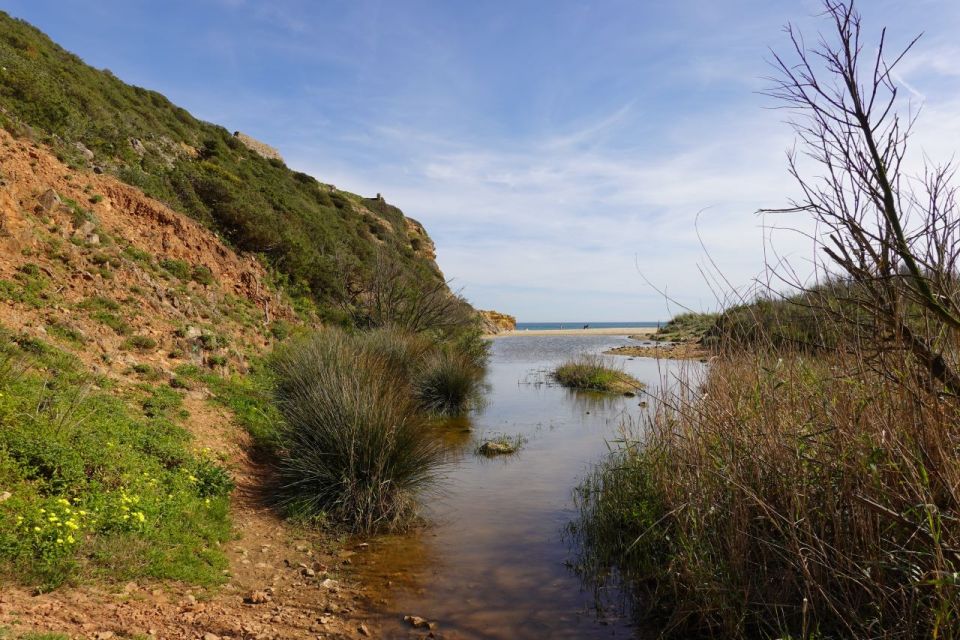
[[159, 258, 191, 281], [269, 329, 444, 532], [190, 264, 215, 286], [123, 335, 157, 352]]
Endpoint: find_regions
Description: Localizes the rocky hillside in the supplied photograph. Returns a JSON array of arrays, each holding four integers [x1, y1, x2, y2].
[[0, 10, 451, 323], [0, 110, 379, 640]]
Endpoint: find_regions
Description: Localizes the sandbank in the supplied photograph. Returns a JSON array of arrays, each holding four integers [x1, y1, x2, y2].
[[487, 326, 657, 338]]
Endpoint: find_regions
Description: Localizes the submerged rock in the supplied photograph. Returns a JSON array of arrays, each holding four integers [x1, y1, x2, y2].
[[478, 440, 516, 456]]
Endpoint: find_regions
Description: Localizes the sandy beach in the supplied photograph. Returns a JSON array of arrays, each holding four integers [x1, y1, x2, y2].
[[488, 326, 656, 338]]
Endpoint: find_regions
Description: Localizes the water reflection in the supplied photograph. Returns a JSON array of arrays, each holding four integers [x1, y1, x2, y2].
[[354, 334, 694, 639]]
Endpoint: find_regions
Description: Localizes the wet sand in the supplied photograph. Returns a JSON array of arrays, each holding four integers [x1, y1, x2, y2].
[[489, 326, 656, 338]]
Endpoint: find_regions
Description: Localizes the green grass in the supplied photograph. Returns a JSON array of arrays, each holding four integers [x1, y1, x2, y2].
[[0, 330, 232, 590], [122, 335, 157, 352], [552, 355, 641, 393]]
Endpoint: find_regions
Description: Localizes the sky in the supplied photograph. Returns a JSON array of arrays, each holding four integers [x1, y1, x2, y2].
[[4, 0, 960, 321]]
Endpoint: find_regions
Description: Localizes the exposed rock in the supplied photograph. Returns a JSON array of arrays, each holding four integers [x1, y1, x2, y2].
[[478, 440, 517, 456], [37, 188, 60, 212], [479, 310, 517, 335], [404, 615, 436, 630], [404, 217, 438, 264], [129, 138, 146, 156], [244, 590, 271, 605], [233, 131, 283, 162], [74, 141, 94, 161]]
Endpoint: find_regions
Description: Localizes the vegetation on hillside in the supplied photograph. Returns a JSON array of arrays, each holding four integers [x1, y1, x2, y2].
[[572, 3, 960, 637], [0, 10, 450, 323], [649, 311, 718, 343], [0, 332, 232, 590]]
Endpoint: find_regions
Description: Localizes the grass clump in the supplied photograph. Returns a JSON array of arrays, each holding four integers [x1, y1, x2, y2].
[[413, 349, 484, 416], [552, 354, 641, 393], [269, 329, 444, 533], [123, 335, 157, 352]]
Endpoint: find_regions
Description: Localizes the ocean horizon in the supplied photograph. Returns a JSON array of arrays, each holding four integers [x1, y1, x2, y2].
[[515, 321, 662, 331]]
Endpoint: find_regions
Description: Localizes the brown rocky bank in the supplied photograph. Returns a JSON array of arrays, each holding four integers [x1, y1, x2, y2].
[[0, 129, 381, 639], [478, 310, 516, 335]]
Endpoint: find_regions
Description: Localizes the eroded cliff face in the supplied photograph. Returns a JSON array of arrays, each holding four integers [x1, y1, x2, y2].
[[0, 127, 292, 373], [479, 310, 517, 334]]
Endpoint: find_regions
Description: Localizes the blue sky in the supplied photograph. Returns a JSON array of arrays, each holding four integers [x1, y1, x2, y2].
[[5, 1, 960, 320]]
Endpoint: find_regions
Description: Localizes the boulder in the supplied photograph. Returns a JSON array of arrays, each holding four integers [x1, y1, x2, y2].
[[478, 440, 516, 456], [37, 188, 61, 212]]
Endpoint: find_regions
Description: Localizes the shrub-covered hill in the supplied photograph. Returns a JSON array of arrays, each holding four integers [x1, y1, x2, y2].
[[0, 10, 448, 322]]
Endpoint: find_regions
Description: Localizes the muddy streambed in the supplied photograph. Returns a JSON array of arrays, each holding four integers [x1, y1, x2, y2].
[[353, 334, 693, 639]]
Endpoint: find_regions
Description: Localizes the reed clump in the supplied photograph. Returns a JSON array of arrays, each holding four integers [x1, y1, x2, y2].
[[269, 326, 486, 532], [573, 348, 960, 637], [553, 354, 641, 393]]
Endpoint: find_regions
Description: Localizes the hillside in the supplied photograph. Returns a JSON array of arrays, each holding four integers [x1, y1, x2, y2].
[[0, 10, 449, 323], [0, 124, 377, 639]]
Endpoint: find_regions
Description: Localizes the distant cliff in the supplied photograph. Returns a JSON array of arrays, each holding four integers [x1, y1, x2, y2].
[[479, 310, 517, 334]]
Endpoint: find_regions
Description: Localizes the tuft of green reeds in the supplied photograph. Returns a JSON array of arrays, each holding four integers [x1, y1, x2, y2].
[[269, 327, 486, 532], [553, 354, 641, 393]]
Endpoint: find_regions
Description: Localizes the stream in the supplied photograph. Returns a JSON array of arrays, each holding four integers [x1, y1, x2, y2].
[[353, 333, 692, 639]]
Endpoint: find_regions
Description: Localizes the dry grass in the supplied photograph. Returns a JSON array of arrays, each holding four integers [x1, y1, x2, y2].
[[574, 348, 960, 638]]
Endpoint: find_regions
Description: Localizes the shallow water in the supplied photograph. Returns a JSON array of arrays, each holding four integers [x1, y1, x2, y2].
[[353, 334, 692, 639]]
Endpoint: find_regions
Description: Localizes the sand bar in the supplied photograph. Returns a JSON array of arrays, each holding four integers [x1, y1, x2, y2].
[[487, 326, 656, 338]]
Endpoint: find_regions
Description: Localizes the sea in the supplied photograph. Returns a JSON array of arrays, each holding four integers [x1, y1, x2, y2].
[[515, 321, 661, 330]]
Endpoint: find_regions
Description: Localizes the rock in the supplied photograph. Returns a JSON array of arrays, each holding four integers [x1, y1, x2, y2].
[[358, 624, 371, 637], [319, 578, 339, 590], [301, 567, 316, 577], [93, 165, 104, 174], [130, 138, 147, 156], [478, 309, 517, 335], [233, 131, 283, 162], [0, 491, 10, 502], [95, 632, 114, 640], [403, 615, 436, 630], [74, 141, 94, 161], [73, 219, 96, 236], [478, 440, 516, 456], [37, 188, 61, 212], [245, 590, 271, 604], [203, 634, 220, 640]]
